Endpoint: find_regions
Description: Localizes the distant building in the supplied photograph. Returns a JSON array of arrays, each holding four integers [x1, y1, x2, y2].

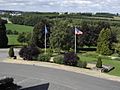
[[59, 12, 65, 15], [10, 12, 22, 16]]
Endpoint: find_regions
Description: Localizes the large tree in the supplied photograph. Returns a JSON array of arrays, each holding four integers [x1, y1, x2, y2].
[[78, 21, 111, 47], [0, 19, 8, 48], [31, 19, 53, 48], [97, 28, 116, 55], [50, 20, 74, 51]]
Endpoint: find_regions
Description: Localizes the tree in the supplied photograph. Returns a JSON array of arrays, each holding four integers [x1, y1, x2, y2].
[[17, 32, 26, 44], [77, 21, 111, 47], [31, 19, 53, 48], [78, 21, 96, 47], [0, 19, 8, 48], [25, 32, 32, 44], [114, 43, 120, 56], [96, 57, 102, 68], [97, 28, 114, 55], [9, 47, 14, 57], [10, 16, 24, 25], [50, 20, 74, 51]]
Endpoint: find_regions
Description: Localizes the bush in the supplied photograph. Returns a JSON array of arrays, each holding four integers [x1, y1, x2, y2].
[[0, 77, 21, 90], [47, 48, 53, 54], [19, 44, 40, 60], [37, 54, 51, 62], [63, 52, 79, 66], [96, 57, 102, 68], [77, 60, 87, 68], [47, 48, 53, 57], [53, 55, 64, 64], [9, 47, 14, 57]]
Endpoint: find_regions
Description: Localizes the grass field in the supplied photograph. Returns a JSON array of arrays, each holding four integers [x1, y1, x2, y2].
[[78, 52, 120, 76], [7, 35, 21, 45], [6, 23, 33, 33], [6, 24, 33, 45]]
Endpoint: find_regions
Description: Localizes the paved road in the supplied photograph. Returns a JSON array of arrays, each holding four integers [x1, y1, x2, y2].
[[0, 62, 120, 90], [0, 48, 19, 58]]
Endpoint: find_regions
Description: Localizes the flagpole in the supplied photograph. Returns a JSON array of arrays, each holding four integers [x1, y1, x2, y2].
[[45, 25, 47, 54], [75, 27, 77, 54]]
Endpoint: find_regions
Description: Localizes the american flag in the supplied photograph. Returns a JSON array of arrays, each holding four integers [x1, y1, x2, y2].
[[75, 27, 83, 35]]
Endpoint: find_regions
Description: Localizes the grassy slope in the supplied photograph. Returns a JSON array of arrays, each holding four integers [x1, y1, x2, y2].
[[7, 35, 21, 45], [6, 23, 33, 33], [6, 24, 33, 45]]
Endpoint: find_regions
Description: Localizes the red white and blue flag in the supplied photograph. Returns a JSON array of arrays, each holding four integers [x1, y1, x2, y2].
[[75, 27, 83, 35]]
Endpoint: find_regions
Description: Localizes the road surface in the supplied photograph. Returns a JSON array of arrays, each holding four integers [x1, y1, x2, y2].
[[0, 62, 120, 90], [0, 48, 19, 58]]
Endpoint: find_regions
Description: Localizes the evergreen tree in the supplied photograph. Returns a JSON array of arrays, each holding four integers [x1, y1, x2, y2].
[[9, 47, 14, 57], [96, 57, 102, 68], [97, 28, 114, 55], [0, 19, 8, 48]]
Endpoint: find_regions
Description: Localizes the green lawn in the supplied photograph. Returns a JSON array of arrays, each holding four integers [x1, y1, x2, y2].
[[6, 23, 33, 33], [78, 52, 120, 76], [6, 24, 33, 45], [7, 35, 21, 45], [103, 60, 120, 76]]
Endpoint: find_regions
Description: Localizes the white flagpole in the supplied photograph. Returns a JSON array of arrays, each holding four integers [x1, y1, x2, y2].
[[75, 27, 77, 54], [45, 25, 47, 54]]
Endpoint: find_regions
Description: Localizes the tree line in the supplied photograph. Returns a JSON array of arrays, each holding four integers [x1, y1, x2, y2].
[[31, 19, 118, 55], [7, 12, 120, 27], [0, 17, 119, 56]]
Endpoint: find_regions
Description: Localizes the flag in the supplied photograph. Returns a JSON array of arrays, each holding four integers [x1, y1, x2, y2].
[[44, 25, 47, 54], [45, 25, 48, 34], [75, 27, 83, 35]]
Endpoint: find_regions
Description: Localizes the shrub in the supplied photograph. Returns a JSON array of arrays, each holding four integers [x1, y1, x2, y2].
[[63, 52, 79, 66], [53, 55, 64, 64], [82, 61, 87, 68], [0, 77, 21, 90], [9, 47, 14, 57], [47, 48, 53, 54], [55, 48, 61, 54], [96, 57, 102, 68], [37, 54, 51, 62], [19, 44, 40, 60], [77, 60, 87, 68]]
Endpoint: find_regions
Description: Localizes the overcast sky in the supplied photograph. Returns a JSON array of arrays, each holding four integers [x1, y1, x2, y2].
[[0, 0, 120, 13]]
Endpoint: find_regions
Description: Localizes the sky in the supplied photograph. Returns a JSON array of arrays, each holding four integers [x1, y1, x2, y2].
[[0, 0, 120, 13]]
